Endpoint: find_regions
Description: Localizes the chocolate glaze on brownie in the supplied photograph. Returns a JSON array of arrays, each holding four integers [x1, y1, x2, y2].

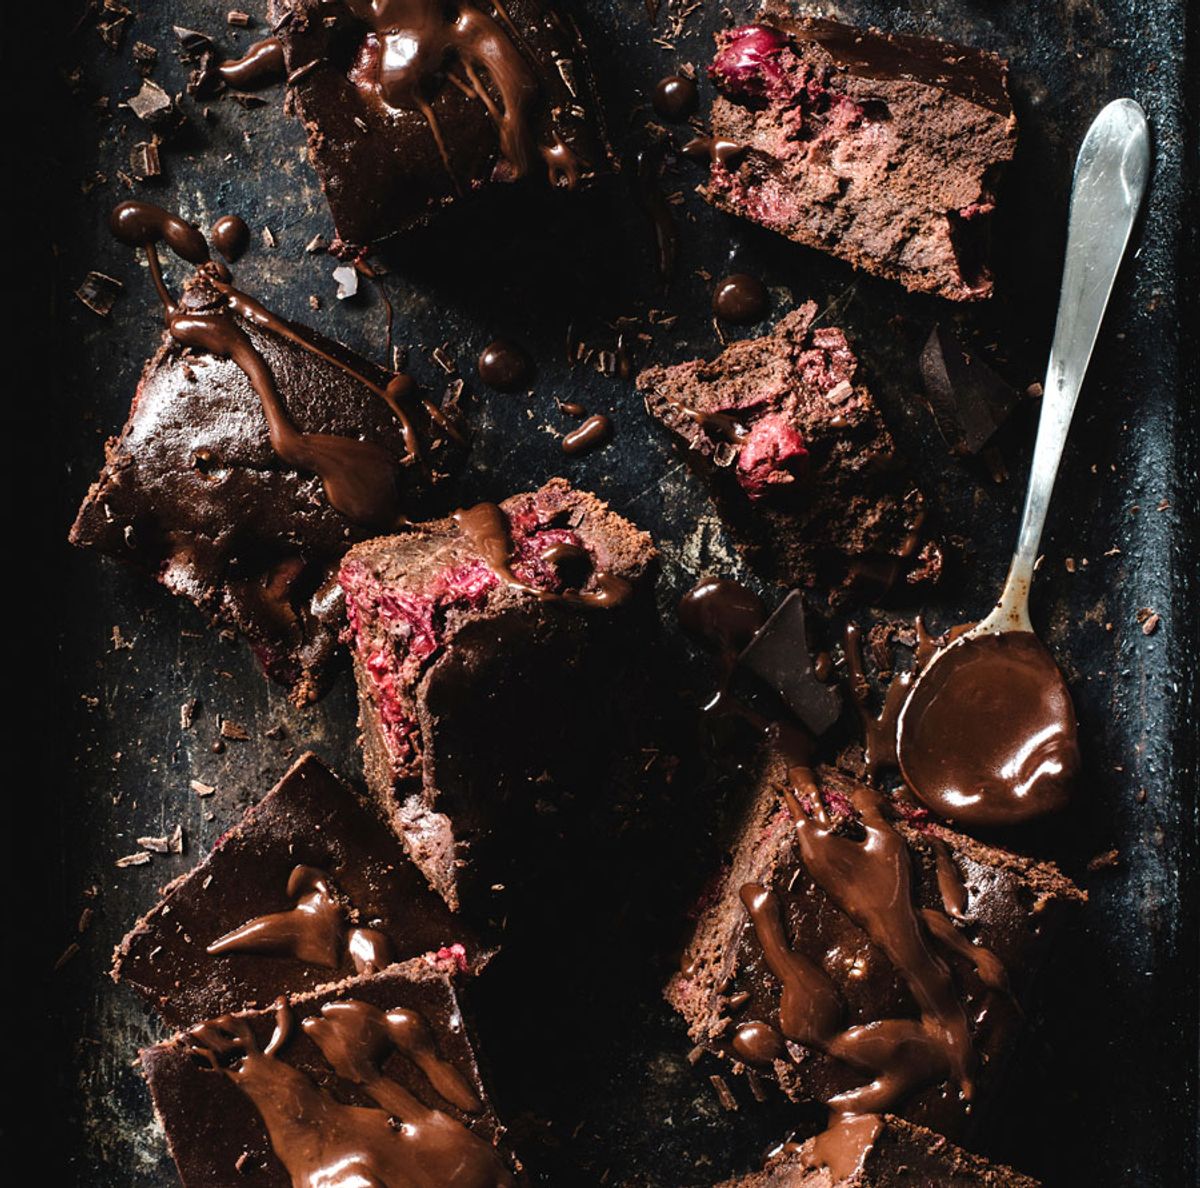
[[699, 12, 1017, 300], [666, 738, 1084, 1139], [114, 753, 485, 1029], [716, 1114, 1040, 1186], [638, 304, 942, 605], [268, 0, 614, 247], [341, 478, 657, 910], [141, 961, 521, 1187], [70, 204, 462, 704]]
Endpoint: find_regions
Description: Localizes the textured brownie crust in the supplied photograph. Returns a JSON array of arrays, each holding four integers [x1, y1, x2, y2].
[[638, 304, 941, 604], [702, 12, 1017, 300], [70, 270, 459, 704], [341, 478, 657, 910], [113, 753, 485, 1029], [666, 754, 1084, 1137], [270, 0, 614, 247], [141, 961, 519, 1187], [717, 1115, 1039, 1186]]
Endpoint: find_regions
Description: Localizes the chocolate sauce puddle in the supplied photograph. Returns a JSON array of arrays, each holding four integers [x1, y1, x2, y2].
[[897, 632, 1081, 827], [189, 998, 513, 1187], [453, 501, 631, 608], [110, 202, 442, 528], [207, 865, 393, 975]]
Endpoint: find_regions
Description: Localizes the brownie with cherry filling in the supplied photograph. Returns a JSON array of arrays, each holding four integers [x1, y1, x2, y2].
[[70, 267, 462, 705], [698, 12, 1017, 300], [716, 1115, 1039, 1186], [113, 752, 487, 1029], [666, 749, 1084, 1138], [269, 0, 614, 247], [341, 477, 657, 911], [638, 304, 942, 605], [141, 960, 522, 1187]]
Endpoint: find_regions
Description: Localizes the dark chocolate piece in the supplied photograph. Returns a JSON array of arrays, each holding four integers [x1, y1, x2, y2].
[[666, 741, 1084, 1138], [736, 590, 842, 734], [698, 15, 1017, 300], [114, 753, 485, 1028], [478, 339, 532, 391], [919, 325, 1020, 455], [141, 962, 521, 1187], [340, 478, 657, 909], [70, 204, 462, 704], [715, 1114, 1039, 1185], [653, 74, 699, 122], [638, 305, 942, 605], [268, 0, 614, 247]]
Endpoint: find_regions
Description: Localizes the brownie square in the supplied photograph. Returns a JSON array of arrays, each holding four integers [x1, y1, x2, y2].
[[113, 752, 486, 1029], [340, 478, 657, 911], [666, 750, 1084, 1138], [141, 961, 522, 1187], [699, 12, 1017, 300], [70, 267, 461, 704], [269, 0, 614, 247], [638, 304, 942, 605], [716, 1114, 1039, 1186]]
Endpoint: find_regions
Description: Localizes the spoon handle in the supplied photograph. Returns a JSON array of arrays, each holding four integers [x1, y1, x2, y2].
[[990, 98, 1151, 630]]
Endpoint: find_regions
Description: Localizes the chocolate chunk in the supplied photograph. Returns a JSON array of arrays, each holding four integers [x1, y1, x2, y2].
[[127, 78, 180, 132], [920, 324, 1020, 455], [129, 139, 162, 181], [736, 590, 842, 734], [74, 271, 124, 316]]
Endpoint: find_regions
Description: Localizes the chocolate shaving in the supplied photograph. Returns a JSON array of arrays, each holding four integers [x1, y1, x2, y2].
[[75, 271, 123, 317]]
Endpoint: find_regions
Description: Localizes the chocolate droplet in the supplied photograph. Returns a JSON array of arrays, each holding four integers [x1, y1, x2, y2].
[[562, 414, 612, 455], [652, 75, 698, 121], [713, 273, 768, 323], [477, 340, 531, 391], [211, 214, 251, 263]]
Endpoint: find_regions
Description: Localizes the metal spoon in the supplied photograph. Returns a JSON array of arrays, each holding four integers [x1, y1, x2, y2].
[[895, 99, 1151, 828]]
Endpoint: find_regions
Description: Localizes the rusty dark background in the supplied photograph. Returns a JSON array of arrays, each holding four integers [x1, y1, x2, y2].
[[14, 0, 1196, 1184]]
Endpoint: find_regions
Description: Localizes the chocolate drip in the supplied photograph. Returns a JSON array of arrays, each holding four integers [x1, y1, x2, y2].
[[189, 999, 513, 1187], [219, 37, 286, 90], [802, 1112, 885, 1180], [713, 273, 768, 323], [897, 632, 1080, 827], [561, 413, 611, 455], [453, 501, 632, 608], [110, 202, 431, 528], [210, 214, 251, 263], [207, 864, 395, 975], [732, 1019, 785, 1065], [930, 838, 969, 921], [345, 0, 545, 184], [652, 74, 699, 121], [681, 135, 745, 169], [678, 575, 766, 711]]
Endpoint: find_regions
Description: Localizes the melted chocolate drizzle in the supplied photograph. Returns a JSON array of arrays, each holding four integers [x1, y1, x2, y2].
[[343, 0, 583, 191], [189, 997, 513, 1187], [110, 201, 435, 529], [453, 501, 632, 608], [207, 865, 394, 975]]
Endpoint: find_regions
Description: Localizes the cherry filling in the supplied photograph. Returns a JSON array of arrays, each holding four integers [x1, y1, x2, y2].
[[341, 508, 590, 773], [709, 24, 792, 102]]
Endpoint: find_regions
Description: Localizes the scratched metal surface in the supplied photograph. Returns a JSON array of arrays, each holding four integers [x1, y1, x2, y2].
[[26, 0, 1196, 1184]]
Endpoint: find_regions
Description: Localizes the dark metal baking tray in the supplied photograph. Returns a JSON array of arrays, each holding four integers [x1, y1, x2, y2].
[[23, 0, 1196, 1184]]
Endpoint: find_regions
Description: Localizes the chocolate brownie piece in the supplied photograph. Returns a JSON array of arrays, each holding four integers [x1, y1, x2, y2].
[[638, 305, 941, 605], [698, 13, 1017, 300], [666, 744, 1084, 1138], [269, 0, 614, 247], [71, 210, 462, 704], [141, 960, 521, 1187], [716, 1115, 1039, 1186], [114, 752, 486, 1029], [340, 478, 657, 910]]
